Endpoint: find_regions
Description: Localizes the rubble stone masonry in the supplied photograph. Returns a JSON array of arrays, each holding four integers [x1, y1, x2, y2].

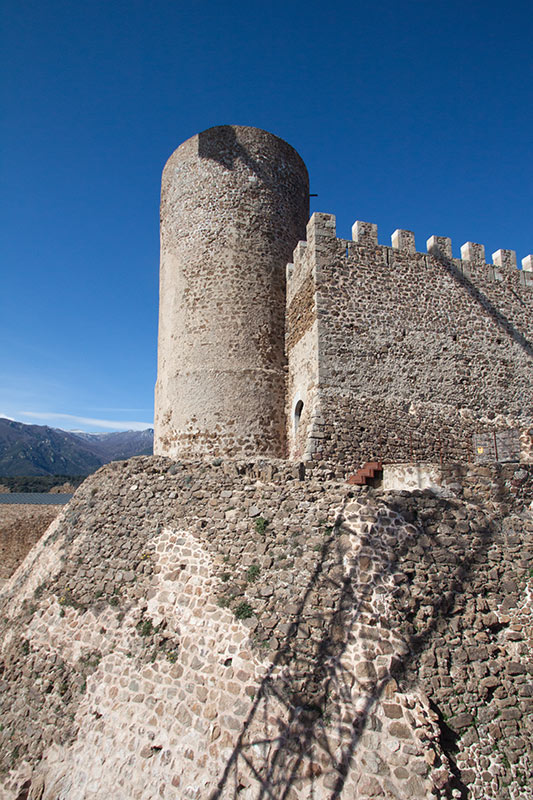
[[287, 214, 533, 470], [1, 456, 531, 800], [155, 126, 309, 460], [2, 127, 532, 800], [0, 504, 61, 581]]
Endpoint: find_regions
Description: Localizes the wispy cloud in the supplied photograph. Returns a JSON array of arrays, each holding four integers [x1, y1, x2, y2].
[[19, 412, 153, 431], [88, 408, 153, 413]]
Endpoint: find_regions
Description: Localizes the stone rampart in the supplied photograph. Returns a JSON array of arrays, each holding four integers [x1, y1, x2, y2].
[[0, 503, 62, 581], [287, 213, 533, 470], [1, 456, 531, 799]]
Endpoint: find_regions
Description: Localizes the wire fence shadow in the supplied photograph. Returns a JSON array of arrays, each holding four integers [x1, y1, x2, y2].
[[210, 490, 499, 799]]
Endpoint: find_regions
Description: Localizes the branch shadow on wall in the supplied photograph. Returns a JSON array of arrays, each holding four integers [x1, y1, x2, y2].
[[209, 490, 505, 800], [198, 126, 284, 194]]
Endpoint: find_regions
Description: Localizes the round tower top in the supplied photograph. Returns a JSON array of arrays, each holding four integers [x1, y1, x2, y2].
[[162, 124, 308, 179]]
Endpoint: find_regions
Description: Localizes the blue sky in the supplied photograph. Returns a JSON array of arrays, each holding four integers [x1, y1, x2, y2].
[[1, 0, 532, 432]]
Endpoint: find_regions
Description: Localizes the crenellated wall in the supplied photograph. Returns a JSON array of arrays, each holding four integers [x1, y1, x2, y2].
[[287, 213, 533, 470]]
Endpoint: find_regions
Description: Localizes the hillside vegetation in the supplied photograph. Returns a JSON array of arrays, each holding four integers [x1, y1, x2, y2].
[[0, 418, 153, 478]]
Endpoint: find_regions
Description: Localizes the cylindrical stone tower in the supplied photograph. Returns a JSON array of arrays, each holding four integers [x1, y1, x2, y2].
[[154, 125, 309, 459]]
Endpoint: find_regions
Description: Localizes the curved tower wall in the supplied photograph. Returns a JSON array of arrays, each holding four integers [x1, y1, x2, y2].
[[154, 125, 309, 459]]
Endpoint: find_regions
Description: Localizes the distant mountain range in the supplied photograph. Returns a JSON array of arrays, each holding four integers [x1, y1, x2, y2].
[[0, 418, 154, 476]]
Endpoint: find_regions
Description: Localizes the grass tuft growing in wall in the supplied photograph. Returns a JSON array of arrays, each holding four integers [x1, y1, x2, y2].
[[255, 517, 268, 534], [234, 602, 254, 620], [246, 564, 260, 582]]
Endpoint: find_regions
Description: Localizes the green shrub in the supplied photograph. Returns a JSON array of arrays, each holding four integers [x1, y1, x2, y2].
[[137, 619, 154, 637], [246, 564, 260, 582], [255, 517, 268, 534], [234, 602, 253, 620]]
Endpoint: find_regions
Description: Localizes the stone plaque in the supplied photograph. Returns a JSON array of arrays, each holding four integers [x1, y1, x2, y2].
[[473, 430, 521, 463]]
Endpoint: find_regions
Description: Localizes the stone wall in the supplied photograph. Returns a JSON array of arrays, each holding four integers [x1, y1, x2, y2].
[[155, 125, 309, 461], [382, 463, 443, 492], [286, 213, 533, 471], [0, 504, 62, 581], [286, 239, 320, 461], [1, 456, 531, 799], [382, 462, 533, 508], [440, 462, 533, 511]]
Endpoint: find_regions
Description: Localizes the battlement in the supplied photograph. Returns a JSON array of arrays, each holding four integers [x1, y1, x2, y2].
[[286, 210, 533, 470], [288, 212, 532, 287]]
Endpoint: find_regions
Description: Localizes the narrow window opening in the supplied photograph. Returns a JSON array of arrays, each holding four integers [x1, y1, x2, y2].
[[294, 400, 304, 432]]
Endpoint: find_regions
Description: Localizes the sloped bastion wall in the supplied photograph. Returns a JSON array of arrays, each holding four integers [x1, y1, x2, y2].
[[0, 456, 531, 800]]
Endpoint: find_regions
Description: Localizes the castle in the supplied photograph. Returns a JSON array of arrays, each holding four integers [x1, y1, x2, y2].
[[154, 125, 533, 472], [0, 125, 532, 800]]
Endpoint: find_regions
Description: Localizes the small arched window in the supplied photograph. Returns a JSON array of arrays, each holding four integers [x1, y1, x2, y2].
[[294, 400, 304, 432]]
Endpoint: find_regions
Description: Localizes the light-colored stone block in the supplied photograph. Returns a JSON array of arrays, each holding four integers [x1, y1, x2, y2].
[[521, 254, 533, 272], [427, 236, 452, 258], [352, 220, 378, 245], [492, 249, 517, 268], [306, 212, 336, 239], [460, 242, 485, 264], [392, 229, 415, 253], [293, 240, 307, 265]]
